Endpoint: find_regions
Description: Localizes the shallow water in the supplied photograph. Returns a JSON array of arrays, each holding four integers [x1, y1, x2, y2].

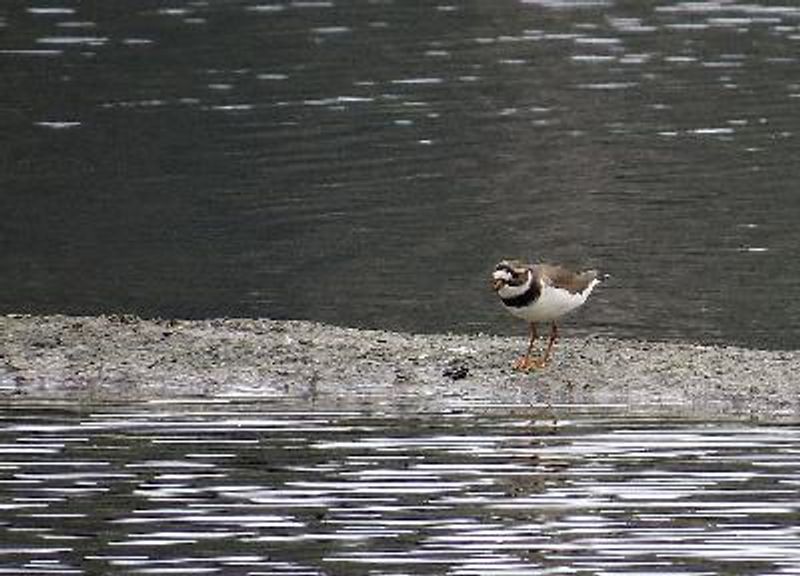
[[1, 0, 800, 348], [1, 400, 800, 575]]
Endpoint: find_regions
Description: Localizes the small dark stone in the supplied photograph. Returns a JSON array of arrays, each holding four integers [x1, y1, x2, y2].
[[443, 365, 469, 380]]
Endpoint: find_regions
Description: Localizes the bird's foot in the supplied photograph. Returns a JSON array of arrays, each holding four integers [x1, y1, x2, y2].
[[513, 355, 548, 371]]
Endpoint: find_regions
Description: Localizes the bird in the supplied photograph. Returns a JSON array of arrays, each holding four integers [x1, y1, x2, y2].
[[492, 259, 600, 371]]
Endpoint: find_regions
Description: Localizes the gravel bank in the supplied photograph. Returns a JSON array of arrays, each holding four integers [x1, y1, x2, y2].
[[1, 314, 798, 419]]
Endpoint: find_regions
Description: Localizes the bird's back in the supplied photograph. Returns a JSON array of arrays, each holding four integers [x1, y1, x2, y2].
[[535, 264, 599, 295]]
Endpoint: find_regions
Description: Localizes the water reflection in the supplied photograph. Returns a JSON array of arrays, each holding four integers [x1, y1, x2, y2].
[[1, 401, 800, 574], [1, 1, 799, 347]]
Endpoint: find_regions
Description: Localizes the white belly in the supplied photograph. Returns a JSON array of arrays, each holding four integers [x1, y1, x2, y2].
[[506, 279, 598, 323]]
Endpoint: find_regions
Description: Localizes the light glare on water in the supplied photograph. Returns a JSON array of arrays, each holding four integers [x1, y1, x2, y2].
[[0, 402, 799, 575]]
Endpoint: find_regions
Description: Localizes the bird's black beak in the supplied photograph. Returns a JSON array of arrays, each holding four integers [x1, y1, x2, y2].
[[492, 278, 504, 292]]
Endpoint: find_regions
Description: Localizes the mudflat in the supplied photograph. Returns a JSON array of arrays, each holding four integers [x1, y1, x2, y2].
[[1, 314, 797, 420]]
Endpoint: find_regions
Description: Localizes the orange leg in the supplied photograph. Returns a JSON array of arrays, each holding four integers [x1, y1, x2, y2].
[[514, 323, 546, 371], [542, 322, 559, 366]]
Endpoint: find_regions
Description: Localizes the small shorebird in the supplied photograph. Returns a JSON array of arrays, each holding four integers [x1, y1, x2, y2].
[[492, 260, 600, 371]]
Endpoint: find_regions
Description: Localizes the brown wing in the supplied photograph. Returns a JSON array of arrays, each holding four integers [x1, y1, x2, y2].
[[535, 264, 598, 294]]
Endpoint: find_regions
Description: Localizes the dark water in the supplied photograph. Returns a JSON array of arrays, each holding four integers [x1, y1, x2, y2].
[[2, 0, 800, 348], [1, 401, 800, 575]]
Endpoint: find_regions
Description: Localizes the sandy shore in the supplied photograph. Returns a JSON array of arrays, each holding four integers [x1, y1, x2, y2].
[[1, 314, 798, 420]]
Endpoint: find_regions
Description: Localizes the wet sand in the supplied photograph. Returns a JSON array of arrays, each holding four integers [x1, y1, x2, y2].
[[1, 314, 798, 420]]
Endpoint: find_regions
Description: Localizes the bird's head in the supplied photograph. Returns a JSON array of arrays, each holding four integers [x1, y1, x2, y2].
[[492, 260, 529, 292]]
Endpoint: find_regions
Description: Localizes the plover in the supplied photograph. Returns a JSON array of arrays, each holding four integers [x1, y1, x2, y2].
[[492, 260, 600, 370]]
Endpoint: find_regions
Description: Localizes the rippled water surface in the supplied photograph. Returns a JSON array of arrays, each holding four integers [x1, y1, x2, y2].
[[1, 401, 800, 575], [2, 0, 800, 347]]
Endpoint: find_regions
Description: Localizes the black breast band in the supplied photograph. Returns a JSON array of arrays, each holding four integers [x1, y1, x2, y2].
[[501, 280, 540, 308]]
